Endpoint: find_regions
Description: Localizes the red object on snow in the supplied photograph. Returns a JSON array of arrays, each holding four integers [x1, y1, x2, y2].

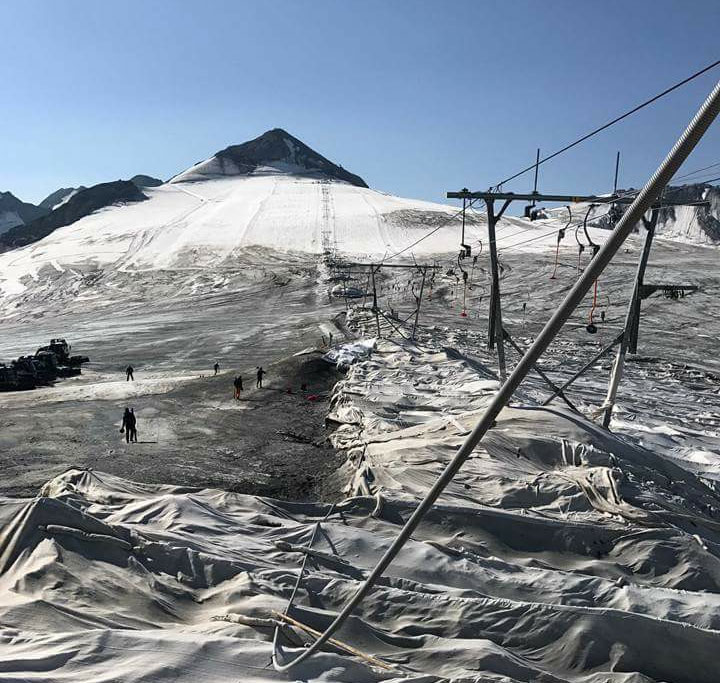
[[460, 311, 468, 318], [307, 394, 320, 402]]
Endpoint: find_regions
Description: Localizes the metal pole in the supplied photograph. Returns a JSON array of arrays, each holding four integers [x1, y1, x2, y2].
[[412, 268, 426, 340], [485, 199, 507, 381], [273, 78, 720, 673], [613, 151, 621, 194], [362, 272, 371, 308], [486, 201, 497, 349], [504, 330, 580, 414], [541, 332, 623, 406], [601, 209, 658, 427], [370, 265, 381, 337], [532, 147, 540, 204], [627, 212, 658, 353]]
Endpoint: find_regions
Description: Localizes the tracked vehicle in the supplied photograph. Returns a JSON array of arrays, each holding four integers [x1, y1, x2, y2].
[[0, 339, 89, 392]]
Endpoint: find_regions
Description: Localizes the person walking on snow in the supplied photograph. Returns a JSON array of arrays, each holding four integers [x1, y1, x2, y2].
[[126, 365, 134, 381], [214, 362, 219, 376], [256, 366, 266, 388], [233, 375, 243, 399]]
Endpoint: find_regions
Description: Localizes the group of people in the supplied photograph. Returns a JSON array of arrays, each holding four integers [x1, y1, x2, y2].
[[119, 361, 270, 442], [120, 407, 137, 443], [232, 366, 266, 399], [122, 365, 137, 443]]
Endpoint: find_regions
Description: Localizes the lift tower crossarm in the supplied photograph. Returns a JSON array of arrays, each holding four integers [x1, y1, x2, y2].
[[447, 191, 697, 206], [341, 262, 441, 270]]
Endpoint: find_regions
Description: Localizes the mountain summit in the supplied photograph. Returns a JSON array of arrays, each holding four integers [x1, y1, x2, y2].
[[171, 128, 368, 187]]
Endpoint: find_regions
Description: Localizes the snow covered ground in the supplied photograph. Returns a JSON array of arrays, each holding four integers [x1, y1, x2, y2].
[[0, 174, 466, 301], [2, 164, 720, 680], [3, 330, 720, 681]]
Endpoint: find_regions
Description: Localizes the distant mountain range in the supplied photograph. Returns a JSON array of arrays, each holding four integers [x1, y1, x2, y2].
[[0, 175, 162, 251], [0, 181, 149, 251]]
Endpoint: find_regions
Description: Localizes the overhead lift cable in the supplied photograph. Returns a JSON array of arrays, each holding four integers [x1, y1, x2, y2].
[[498, 209, 614, 255], [384, 201, 479, 262], [492, 58, 720, 190], [385, 60, 720, 271], [671, 160, 720, 182]]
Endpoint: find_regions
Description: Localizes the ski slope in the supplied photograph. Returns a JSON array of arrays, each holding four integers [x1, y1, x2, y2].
[[0, 174, 451, 296], [0, 167, 620, 304]]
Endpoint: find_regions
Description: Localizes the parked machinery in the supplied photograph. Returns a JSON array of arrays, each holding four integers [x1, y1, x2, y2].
[[0, 339, 89, 392]]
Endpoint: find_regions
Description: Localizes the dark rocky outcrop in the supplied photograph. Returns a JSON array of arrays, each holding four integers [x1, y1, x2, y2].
[[130, 174, 163, 189], [661, 184, 720, 241], [0, 181, 147, 251], [0, 192, 49, 233], [39, 187, 86, 211], [175, 128, 368, 187], [590, 184, 720, 242]]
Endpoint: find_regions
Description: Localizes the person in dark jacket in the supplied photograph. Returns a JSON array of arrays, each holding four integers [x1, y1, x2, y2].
[[120, 407, 136, 443], [214, 362, 219, 376], [129, 408, 138, 442], [233, 375, 243, 399], [126, 365, 134, 381], [256, 366, 266, 388]]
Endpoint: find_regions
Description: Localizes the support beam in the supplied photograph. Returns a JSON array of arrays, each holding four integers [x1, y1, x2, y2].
[[601, 210, 658, 427], [541, 332, 624, 406], [504, 330, 581, 414], [377, 309, 411, 341], [342, 262, 441, 271], [412, 268, 427, 340], [485, 198, 511, 381], [613, 151, 621, 194], [370, 265, 381, 338], [626, 215, 658, 354], [532, 148, 541, 201]]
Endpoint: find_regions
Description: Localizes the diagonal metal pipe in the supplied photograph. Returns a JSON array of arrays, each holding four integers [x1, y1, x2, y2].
[[273, 78, 720, 672]]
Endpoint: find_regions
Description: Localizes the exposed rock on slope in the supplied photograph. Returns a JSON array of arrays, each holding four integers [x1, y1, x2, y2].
[[0, 191, 48, 235], [659, 184, 720, 242], [171, 128, 368, 187], [130, 174, 163, 189], [589, 183, 720, 244], [39, 187, 86, 211], [0, 180, 147, 251]]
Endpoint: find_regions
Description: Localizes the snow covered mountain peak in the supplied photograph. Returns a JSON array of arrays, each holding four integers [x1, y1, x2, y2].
[[170, 128, 368, 187]]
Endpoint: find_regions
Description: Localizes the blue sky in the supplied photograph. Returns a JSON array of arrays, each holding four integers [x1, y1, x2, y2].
[[2, 0, 720, 208]]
